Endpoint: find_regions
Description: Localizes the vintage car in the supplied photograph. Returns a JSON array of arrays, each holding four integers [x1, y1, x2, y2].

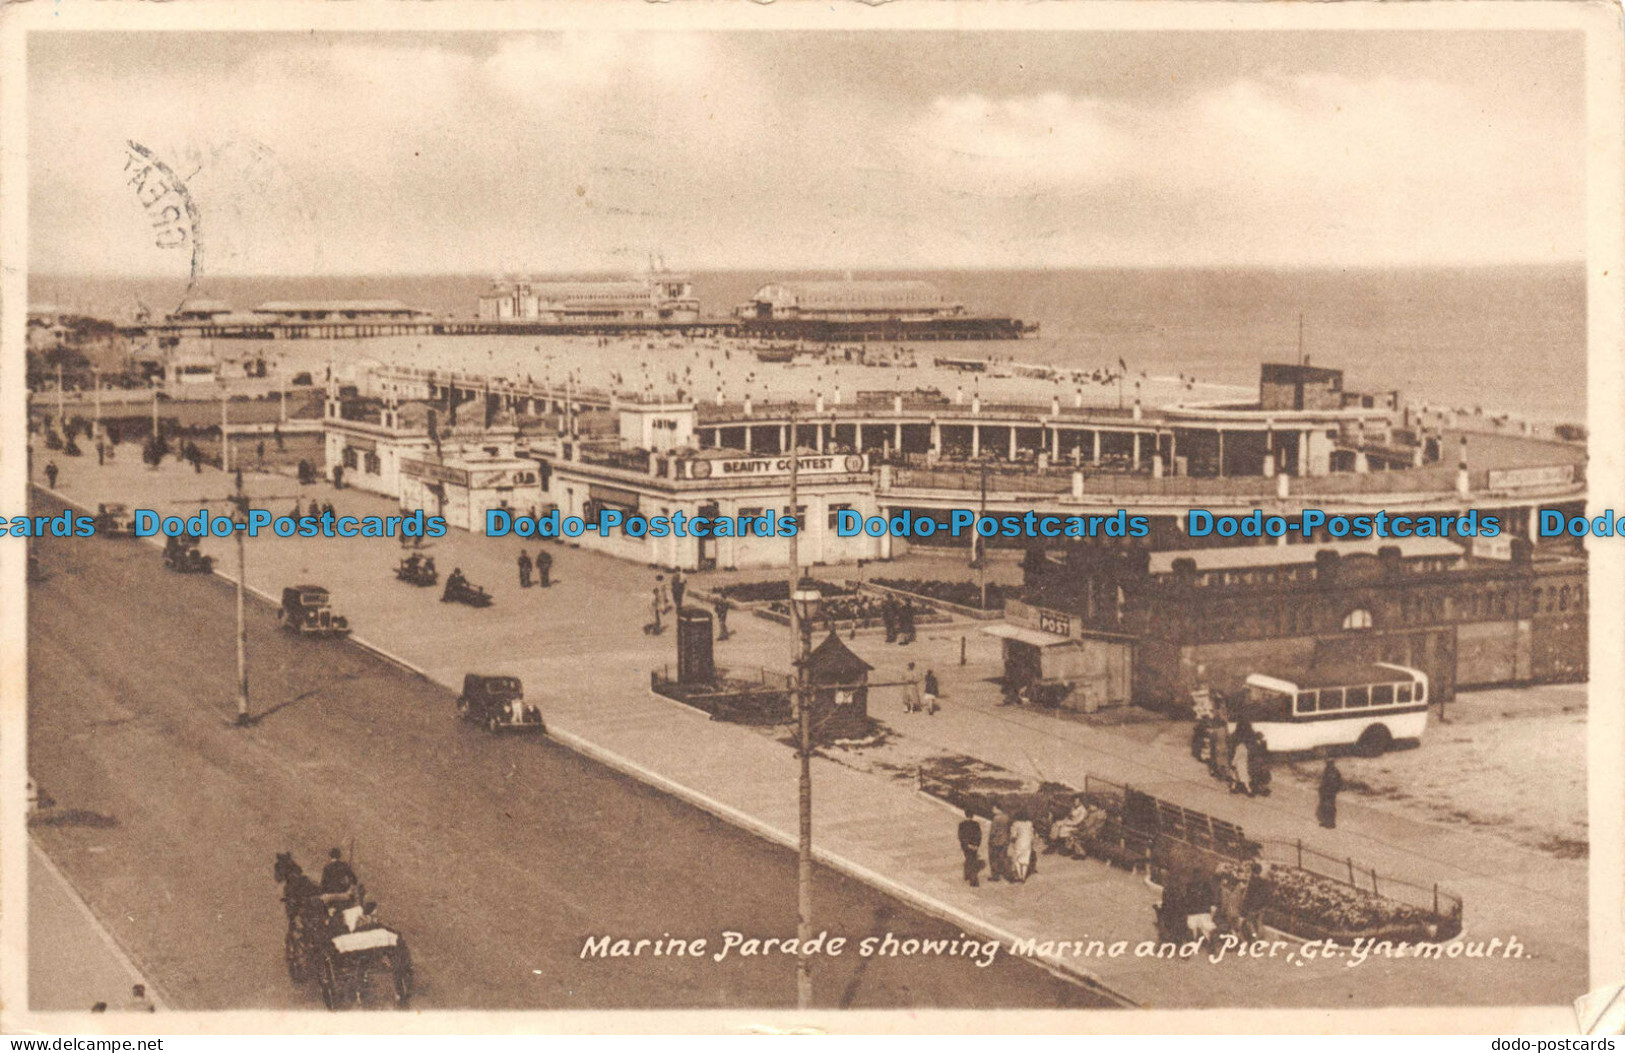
[[394, 555, 438, 587], [163, 534, 215, 574], [441, 575, 493, 608], [456, 674, 546, 733], [279, 585, 352, 637], [94, 502, 136, 536]]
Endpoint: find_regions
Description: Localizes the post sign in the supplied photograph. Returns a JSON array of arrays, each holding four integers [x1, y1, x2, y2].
[[1472, 535, 1513, 561], [401, 459, 470, 487], [1038, 610, 1073, 638]]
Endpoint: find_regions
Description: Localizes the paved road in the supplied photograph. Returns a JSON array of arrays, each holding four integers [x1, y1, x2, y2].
[[26, 498, 1106, 1011]]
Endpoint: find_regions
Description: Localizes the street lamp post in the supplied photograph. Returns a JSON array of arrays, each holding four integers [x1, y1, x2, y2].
[[785, 410, 819, 1011], [230, 474, 251, 727], [788, 574, 821, 1011]]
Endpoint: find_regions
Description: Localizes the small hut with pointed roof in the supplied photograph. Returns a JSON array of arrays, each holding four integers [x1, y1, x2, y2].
[[804, 631, 873, 740]]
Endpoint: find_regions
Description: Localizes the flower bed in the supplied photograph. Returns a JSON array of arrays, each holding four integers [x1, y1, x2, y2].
[[1214, 858, 1460, 942], [711, 579, 856, 605], [871, 577, 1012, 611]]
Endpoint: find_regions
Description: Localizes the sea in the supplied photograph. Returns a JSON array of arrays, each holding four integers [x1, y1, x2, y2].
[[30, 265, 1586, 423]]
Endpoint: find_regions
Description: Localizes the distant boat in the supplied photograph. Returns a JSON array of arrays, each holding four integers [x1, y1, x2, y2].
[[934, 356, 987, 373]]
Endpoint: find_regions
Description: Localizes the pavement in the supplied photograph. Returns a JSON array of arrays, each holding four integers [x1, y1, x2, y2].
[[27, 443, 1589, 1009], [27, 838, 162, 1014]]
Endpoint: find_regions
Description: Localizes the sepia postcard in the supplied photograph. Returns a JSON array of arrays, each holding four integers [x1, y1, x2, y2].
[[1, 0, 1621, 1036]]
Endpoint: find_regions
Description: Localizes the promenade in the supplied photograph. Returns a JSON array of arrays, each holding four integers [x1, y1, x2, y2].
[[32, 445, 1586, 1012]]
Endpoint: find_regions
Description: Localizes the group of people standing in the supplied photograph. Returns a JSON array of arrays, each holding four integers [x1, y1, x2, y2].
[[1190, 688, 1272, 798], [956, 804, 1039, 888], [516, 547, 554, 589]]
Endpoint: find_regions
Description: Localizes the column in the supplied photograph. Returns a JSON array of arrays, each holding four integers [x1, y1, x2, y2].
[[781, 424, 789, 451], [855, 422, 864, 450], [1008, 427, 1017, 460], [1132, 432, 1141, 469], [1297, 429, 1308, 476], [972, 425, 980, 458], [1051, 427, 1061, 460], [894, 423, 903, 450], [1216, 430, 1225, 478], [1092, 430, 1101, 464], [931, 420, 942, 454], [745, 426, 753, 453]]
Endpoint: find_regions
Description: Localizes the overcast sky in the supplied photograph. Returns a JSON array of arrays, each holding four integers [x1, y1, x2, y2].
[[29, 30, 1585, 275]]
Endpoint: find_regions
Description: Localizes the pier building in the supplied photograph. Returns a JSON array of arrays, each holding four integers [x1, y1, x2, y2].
[[477, 275, 700, 324]]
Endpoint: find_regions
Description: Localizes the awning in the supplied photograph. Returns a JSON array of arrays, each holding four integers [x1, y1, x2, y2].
[[981, 623, 1075, 648]]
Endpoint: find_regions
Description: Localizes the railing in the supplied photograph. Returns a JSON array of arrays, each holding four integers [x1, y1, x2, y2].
[[577, 446, 653, 472], [1256, 838, 1463, 933]]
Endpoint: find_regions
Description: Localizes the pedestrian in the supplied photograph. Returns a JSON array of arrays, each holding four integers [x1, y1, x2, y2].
[[518, 549, 533, 588], [44, 461, 57, 489], [126, 984, 155, 1013], [999, 681, 1020, 707], [96, 440, 105, 466], [671, 569, 686, 611], [257, 440, 266, 465], [898, 602, 916, 645], [536, 549, 552, 587], [1010, 812, 1035, 882], [902, 662, 921, 713], [882, 598, 897, 643], [987, 805, 1013, 882], [1317, 759, 1343, 829], [1232, 734, 1252, 796], [333, 464, 345, 490], [1249, 739, 1273, 797], [320, 848, 357, 895], [957, 808, 984, 887], [714, 596, 731, 639], [920, 667, 940, 714], [1209, 715, 1232, 786]]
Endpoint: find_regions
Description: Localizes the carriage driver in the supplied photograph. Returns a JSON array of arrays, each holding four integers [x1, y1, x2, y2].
[[321, 848, 358, 895], [443, 567, 468, 600]]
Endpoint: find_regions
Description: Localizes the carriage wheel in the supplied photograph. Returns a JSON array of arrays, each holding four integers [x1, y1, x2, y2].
[[318, 955, 340, 1010], [391, 943, 414, 1008], [285, 929, 307, 984]]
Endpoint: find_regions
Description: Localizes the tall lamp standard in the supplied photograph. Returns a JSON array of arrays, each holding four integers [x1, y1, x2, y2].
[[788, 573, 822, 1011]]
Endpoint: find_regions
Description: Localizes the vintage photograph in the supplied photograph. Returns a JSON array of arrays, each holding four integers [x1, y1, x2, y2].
[[5, 1, 1620, 1032]]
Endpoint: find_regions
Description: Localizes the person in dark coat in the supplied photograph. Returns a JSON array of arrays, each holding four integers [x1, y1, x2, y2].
[[957, 809, 984, 887], [1317, 759, 1343, 828], [714, 597, 731, 639], [44, 461, 58, 489], [987, 805, 1013, 882], [897, 602, 916, 645], [670, 570, 686, 612], [518, 549, 532, 588], [535, 549, 552, 587], [882, 598, 897, 643], [320, 848, 357, 894]]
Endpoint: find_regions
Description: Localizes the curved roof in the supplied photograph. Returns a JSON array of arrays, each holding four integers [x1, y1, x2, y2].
[[751, 280, 951, 309]]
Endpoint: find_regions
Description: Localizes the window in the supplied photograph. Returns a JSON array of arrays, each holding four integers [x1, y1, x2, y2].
[[1560, 585, 1570, 612], [1342, 608, 1373, 630], [364, 451, 381, 475], [1320, 687, 1346, 711], [828, 503, 853, 530], [1296, 691, 1319, 714], [1397, 683, 1413, 703], [1372, 683, 1394, 706], [1346, 685, 1370, 709], [342, 447, 359, 470]]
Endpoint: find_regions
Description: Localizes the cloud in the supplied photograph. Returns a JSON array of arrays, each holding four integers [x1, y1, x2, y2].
[[28, 35, 1585, 274]]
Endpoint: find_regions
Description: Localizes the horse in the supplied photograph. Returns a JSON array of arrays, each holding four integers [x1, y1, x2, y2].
[[274, 852, 321, 924]]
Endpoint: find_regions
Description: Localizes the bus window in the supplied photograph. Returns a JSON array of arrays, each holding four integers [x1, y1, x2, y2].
[[1397, 682, 1413, 702], [1346, 685, 1370, 709], [1296, 690, 1318, 714], [1320, 687, 1345, 711], [1372, 683, 1394, 706], [1245, 686, 1292, 722]]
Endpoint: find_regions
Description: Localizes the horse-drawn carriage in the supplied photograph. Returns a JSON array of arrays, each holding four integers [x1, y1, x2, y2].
[[163, 533, 214, 573], [275, 852, 413, 1010], [279, 585, 352, 637], [457, 674, 546, 733], [395, 554, 438, 587]]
